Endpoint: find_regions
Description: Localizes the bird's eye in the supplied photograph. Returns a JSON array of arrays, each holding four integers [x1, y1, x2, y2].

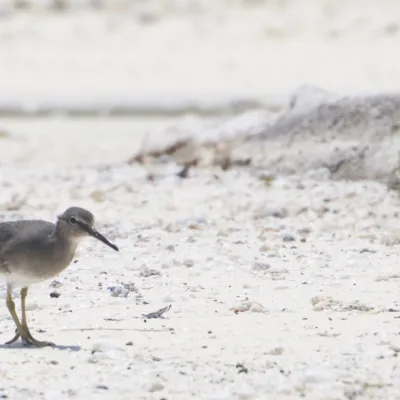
[[69, 217, 77, 224]]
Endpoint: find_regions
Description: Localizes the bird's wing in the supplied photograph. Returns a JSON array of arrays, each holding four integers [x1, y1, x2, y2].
[[0, 220, 55, 251]]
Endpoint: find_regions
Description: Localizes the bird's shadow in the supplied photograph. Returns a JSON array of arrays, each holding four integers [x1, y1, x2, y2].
[[0, 342, 81, 351]]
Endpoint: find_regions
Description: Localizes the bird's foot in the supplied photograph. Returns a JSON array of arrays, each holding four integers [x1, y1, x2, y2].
[[5, 329, 20, 345], [5, 327, 54, 347]]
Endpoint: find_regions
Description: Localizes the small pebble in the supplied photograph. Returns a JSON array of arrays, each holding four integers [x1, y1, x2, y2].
[[235, 363, 248, 374], [271, 208, 287, 218], [251, 262, 270, 271], [390, 342, 400, 352], [50, 292, 60, 298], [148, 382, 164, 392], [49, 280, 62, 288], [140, 267, 161, 277], [282, 234, 295, 242], [122, 282, 137, 292], [183, 259, 195, 267], [95, 385, 109, 390], [259, 244, 270, 252], [108, 286, 129, 297], [126, 341, 133, 346]]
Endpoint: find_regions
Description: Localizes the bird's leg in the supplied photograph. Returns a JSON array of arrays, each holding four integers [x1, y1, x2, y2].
[[5, 284, 22, 344], [19, 287, 54, 347]]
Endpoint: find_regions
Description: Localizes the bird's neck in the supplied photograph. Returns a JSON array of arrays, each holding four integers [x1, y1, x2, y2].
[[53, 223, 82, 252]]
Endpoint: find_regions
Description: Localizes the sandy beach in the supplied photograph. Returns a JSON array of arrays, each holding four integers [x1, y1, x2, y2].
[[1, 159, 400, 400], [1, 1, 400, 399]]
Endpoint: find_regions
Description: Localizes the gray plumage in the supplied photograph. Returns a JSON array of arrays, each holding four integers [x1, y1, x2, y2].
[[0, 206, 118, 347], [0, 220, 74, 283]]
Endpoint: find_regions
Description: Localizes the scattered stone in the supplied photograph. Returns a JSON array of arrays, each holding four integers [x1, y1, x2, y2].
[[251, 262, 270, 271], [125, 341, 133, 346], [137, 234, 151, 243], [108, 282, 137, 297], [298, 227, 311, 235], [317, 331, 340, 338], [90, 190, 107, 203], [359, 248, 376, 254], [49, 280, 62, 288], [381, 231, 400, 246], [270, 208, 287, 218], [242, 283, 254, 289], [140, 267, 161, 277], [259, 244, 270, 252], [49, 292, 60, 298], [108, 286, 129, 298], [311, 296, 374, 312], [148, 382, 164, 392], [142, 304, 172, 319], [236, 363, 248, 374], [231, 301, 268, 314], [122, 282, 137, 292], [375, 273, 400, 282], [282, 234, 295, 242], [389, 342, 400, 353], [183, 259, 195, 268], [95, 384, 109, 390], [166, 244, 175, 252], [176, 163, 192, 179], [267, 266, 289, 279]]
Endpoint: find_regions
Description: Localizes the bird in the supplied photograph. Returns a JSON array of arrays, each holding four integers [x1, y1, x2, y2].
[[0, 206, 119, 347]]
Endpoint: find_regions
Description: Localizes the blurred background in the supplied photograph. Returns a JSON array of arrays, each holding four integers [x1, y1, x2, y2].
[[0, 0, 400, 165]]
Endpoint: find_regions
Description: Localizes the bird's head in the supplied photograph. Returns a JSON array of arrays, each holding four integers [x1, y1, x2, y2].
[[57, 207, 118, 251]]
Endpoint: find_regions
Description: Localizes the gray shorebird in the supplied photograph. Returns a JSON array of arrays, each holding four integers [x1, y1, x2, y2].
[[0, 207, 118, 347]]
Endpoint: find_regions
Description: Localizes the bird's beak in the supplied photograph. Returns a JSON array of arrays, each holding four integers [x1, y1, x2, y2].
[[77, 220, 119, 251]]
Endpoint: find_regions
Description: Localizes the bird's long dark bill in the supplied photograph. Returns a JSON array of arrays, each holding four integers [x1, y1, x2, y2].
[[78, 221, 119, 251]]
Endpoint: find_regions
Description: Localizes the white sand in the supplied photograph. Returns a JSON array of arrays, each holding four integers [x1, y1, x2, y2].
[[0, 125, 400, 399], [1, 1, 400, 399]]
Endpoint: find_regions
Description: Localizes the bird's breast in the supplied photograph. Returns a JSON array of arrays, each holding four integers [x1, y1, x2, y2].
[[0, 237, 79, 285]]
